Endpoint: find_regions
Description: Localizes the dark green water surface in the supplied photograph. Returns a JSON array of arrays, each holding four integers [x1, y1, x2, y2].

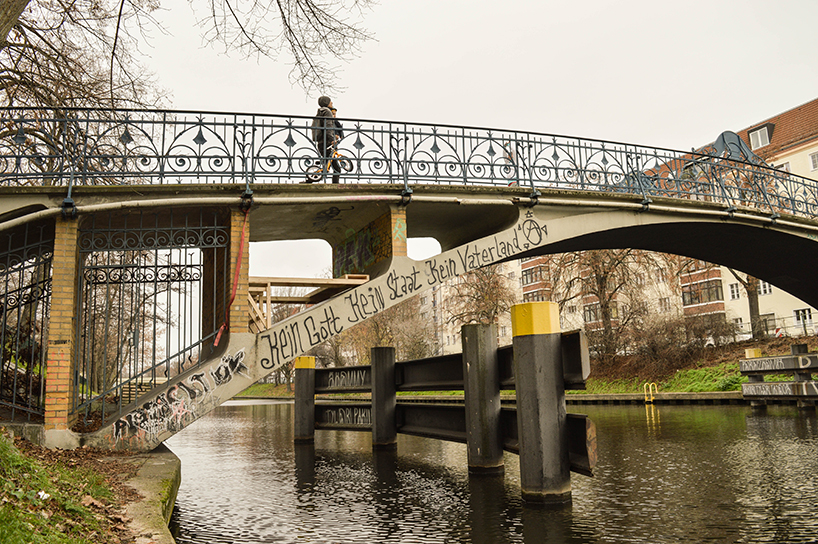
[[166, 401, 818, 543]]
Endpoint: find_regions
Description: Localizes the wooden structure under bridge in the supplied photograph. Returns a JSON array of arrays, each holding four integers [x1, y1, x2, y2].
[[247, 275, 369, 333]]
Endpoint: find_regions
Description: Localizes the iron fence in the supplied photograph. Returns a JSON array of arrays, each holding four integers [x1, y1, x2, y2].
[[72, 208, 230, 425], [0, 221, 53, 421], [1, 108, 816, 220]]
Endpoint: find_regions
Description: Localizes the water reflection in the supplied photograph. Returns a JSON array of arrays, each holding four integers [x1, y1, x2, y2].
[[167, 401, 818, 544]]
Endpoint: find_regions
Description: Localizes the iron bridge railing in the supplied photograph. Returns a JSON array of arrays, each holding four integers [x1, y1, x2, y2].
[[1, 107, 817, 220]]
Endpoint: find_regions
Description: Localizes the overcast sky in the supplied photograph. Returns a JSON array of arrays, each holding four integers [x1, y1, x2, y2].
[[142, 0, 818, 277]]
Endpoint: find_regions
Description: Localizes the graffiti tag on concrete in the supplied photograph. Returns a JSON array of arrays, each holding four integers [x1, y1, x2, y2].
[[114, 349, 247, 446]]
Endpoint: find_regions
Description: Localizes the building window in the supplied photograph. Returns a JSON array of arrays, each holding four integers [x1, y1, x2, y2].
[[658, 297, 671, 313], [682, 280, 723, 306], [729, 283, 740, 300], [795, 308, 812, 325], [759, 281, 772, 296], [733, 317, 744, 330], [583, 303, 599, 323], [655, 268, 666, 283], [567, 305, 577, 314], [777, 162, 790, 172], [811, 152, 818, 171], [749, 127, 770, 150]]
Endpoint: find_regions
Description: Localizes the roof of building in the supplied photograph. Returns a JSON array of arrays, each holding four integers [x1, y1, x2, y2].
[[734, 97, 818, 160]]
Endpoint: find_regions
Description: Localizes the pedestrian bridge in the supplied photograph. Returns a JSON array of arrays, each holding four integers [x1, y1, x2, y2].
[[1, 107, 817, 451]]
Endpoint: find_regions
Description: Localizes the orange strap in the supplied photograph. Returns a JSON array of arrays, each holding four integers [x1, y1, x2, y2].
[[214, 208, 249, 347]]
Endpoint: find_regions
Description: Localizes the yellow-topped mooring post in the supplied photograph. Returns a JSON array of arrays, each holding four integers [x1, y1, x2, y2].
[[743, 348, 767, 410], [511, 301, 571, 504], [293, 356, 316, 443]]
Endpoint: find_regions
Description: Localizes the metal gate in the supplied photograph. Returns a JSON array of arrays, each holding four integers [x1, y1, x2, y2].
[[0, 221, 53, 421], [73, 208, 230, 426]]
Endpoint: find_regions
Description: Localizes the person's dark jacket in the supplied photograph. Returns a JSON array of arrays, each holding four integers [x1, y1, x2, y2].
[[312, 106, 336, 147]]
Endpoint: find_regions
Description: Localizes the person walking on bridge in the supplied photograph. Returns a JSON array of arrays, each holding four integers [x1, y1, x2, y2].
[[310, 96, 340, 184], [331, 106, 344, 140]]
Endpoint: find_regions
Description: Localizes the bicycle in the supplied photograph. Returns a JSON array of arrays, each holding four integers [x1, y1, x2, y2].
[[305, 143, 353, 183]]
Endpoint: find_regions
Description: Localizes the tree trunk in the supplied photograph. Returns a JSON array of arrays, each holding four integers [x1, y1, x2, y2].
[[746, 277, 765, 339], [1, 0, 28, 46]]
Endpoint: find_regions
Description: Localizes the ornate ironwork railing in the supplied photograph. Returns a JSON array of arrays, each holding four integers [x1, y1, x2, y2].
[[1, 107, 817, 220]]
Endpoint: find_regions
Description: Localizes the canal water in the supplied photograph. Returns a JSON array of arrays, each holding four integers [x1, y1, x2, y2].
[[166, 400, 818, 543]]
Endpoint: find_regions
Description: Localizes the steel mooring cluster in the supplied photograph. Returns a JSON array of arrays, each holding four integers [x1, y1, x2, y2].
[[293, 301, 597, 504]]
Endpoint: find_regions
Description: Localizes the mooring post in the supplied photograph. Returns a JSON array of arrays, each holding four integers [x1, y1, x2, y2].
[[791, 344, 816, 411], [462, 323, 503, 473], [371, 346, 397, 449], [744, 348, 767, 410], [511, 302, 571, 504], [293, 356, 316, 443]]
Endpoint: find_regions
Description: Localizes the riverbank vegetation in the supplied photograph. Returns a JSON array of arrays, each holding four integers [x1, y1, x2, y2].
[[0, 433, 139, 544]]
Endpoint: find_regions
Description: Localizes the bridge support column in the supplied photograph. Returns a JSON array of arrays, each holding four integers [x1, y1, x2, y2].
[[371, 347, 397, 450], [462, 323, 503, 473], [332, 204, 407, 278], [294, 356, 316, 443], [511, 302, 571, 505], [44, 217, 81, 444], [228, 208, 251, 334]]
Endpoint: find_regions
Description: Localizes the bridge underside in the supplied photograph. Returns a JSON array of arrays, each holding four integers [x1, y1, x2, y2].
[[2, 184, 817, 450]]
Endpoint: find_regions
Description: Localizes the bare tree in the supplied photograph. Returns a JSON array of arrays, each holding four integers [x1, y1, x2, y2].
[[725, 268, 765, 339], [445, 264, 518, 327], [340, 295, 435, 365], [2, 0, 164, 109], [2, 0, 375, 110], [0, 0, 28, 45], [544, 249, 676, 370], [193, 0, 374, 94]]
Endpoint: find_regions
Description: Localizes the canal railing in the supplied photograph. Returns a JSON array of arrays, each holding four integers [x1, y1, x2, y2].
[[294, 303, 595, 504], [740, 343, 818, 409]]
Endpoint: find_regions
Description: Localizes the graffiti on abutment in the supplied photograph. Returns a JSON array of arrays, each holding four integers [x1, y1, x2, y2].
[[259, 213, 549, 371]]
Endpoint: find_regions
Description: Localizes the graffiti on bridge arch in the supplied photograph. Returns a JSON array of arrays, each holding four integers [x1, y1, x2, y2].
[[259, 212, 548, 371], [114, 349, 249, 445]]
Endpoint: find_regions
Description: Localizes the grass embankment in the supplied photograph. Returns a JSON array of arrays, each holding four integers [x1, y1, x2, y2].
[[0, 434, 135, 544], [578, 361, 745, 394]]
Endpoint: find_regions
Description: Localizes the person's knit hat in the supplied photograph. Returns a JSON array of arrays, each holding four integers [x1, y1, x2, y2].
[[318, 96, 331, 107]]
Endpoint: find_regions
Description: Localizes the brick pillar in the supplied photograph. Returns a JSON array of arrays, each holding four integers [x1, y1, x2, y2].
[[228, 208, 250, 334], [44, 217, 80, 431]]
